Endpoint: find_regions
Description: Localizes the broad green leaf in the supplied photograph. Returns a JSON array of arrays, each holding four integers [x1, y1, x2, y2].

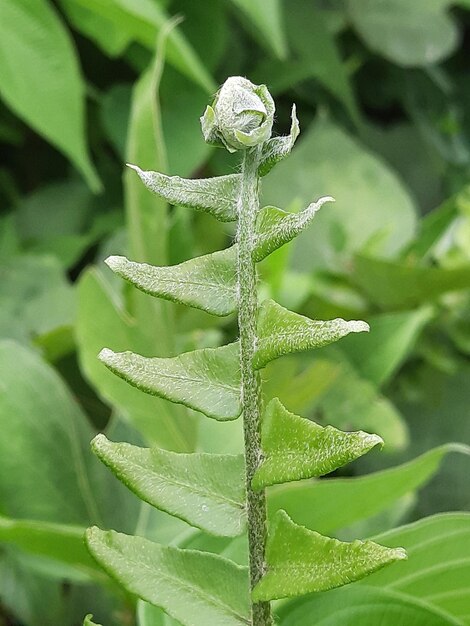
[[106, 246, 238, 317], [84, 616, 103, 626], [0, 0, 100, 190], [338, 308, 432, 386], [92, 435, 246, 537], [86, 528, 250, 626], [268, 444, 470, 535], [99, 342, 241, 420], [348, 0, 458, 67], [0, 517, 99, 581], [77, 270, 195, 450], [230, 0, 287, 59], [364, 513, 470, 623], [0, 340, 138, 539], [59, 0, 131, 57], [254, 299, 369, 369], [127, 165, 240, 222], [262, 116, 417, 271], [252, 510, 406, 601], [352, 254, 470, 310], [60, 0, 215, 93], [278, 586, 461, 626], [0, 255, 75, 346], [258, 105, 299, 177], [253, 197, 333, 262], [252, 398, 382, 490]]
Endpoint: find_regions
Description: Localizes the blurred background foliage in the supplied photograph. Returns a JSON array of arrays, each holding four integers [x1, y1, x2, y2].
[[0, 0, 470, 624]]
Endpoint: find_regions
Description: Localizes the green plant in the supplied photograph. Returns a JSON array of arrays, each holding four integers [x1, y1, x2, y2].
[[84, 76, 407, 626]]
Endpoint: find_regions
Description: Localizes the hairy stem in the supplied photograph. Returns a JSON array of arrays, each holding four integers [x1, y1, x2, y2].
[[237, 147, 271, 626]]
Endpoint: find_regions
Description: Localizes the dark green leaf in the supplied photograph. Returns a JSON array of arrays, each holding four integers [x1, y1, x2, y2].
[[92, 435, 246, 537], [254, 299, 369, 369], [106, 246, 238, 316], [252, 510, 406, 601], [127, 165, 240, 222], [86, 528, 250, 626], [0, 0, 100, 190], [230, 0, 287, 59], [252, 398, 382, 490], [99, 343, 241, 420], [59, 0, 215, 93]]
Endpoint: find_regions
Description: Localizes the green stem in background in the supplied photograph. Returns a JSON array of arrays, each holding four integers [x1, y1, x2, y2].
[[237, 146, 272, 626]]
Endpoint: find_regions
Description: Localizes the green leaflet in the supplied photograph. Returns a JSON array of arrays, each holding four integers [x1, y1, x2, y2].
[[258, 104, 299, 176], [86, 528, 250, 626], [92, 435, 246, 537], [83, 615, 102, 626], [254, 299, 369, 369], [251, 398, 382, 490], [127, 164, 240, 222], [253, 197, 334, 262], [98, 343, 241, 420], [106, 246, 238, 317], [252, 510, 406, 602]]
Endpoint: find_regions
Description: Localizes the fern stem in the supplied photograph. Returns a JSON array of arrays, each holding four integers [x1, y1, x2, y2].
[[237, 146, 271, 626]]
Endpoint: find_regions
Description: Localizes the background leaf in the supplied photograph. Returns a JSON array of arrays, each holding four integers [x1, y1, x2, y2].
[[0, 0, 100, 190], [348, 0, 459, 67], [278, 585, 461, 625], [364, 513, 470, 624]]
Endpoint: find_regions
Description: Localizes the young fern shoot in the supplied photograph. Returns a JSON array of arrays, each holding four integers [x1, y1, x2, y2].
[[84, 77, 406, 626]]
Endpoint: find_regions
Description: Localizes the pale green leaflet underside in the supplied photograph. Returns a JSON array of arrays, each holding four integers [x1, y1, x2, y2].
[[92, 435, 246, 537], [106, 246, 238, 317], [86, 528, 251, 626], [98, 343, 241, 420], [252, 398, 383, 490], [127, 164, 240, 222], [252, 511, 407, 601]]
